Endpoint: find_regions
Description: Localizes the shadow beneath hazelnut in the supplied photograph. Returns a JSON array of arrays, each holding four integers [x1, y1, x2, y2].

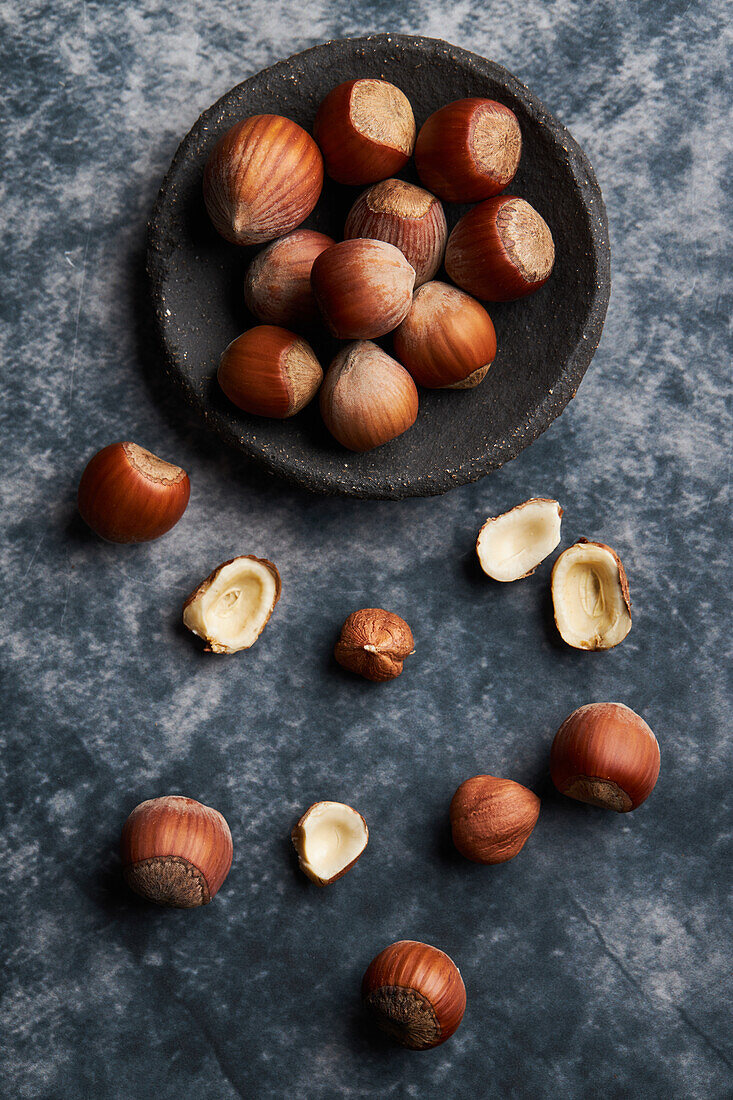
[[64, 507, 96, 545], [540, 581, 566, 652], [432, 814, 465, 868], [461, 543, 488, 588]]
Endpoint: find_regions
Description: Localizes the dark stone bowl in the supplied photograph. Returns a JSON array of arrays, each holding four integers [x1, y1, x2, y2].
[[147, 34, 610, 499]]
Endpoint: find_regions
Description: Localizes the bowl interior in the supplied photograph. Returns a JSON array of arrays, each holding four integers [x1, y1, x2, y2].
[[148, 34, 610, 499]]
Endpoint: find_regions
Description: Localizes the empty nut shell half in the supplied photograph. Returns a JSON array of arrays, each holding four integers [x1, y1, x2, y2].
[[183, 556, 281, 654], [291, 801, 369, 885], [552, 539, 631, 650], [476, 498, 562, 582], [334, 608, 414, 681]]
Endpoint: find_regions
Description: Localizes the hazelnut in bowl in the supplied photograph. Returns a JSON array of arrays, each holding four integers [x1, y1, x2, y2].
[[148, 34, 609, 499]]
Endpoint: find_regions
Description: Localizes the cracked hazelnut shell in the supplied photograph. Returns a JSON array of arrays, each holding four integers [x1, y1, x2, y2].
[[450, 775, 540, 864], [344, 179, 447, 287], [244, 229, 335, 329], [218, 326, 323, 418], [183, 555, 281, 654], [551, 702, 660, 812], [551, 539, 632, 649], [121, 795, 233, 908], [362, 940, 466, 1050], [415, 97, 522, 203], [334, 608, 414, 681], [446, 195, 555, 301], [77, 441, 190, 543], [476, 498, 563, 581], [320, 342, 418, 452], [393, 280, 497, 389], [203, 114, 323, 246], [311, 238, 415, 340], [313, 79, 416, 185], [291, 801, 369, 885]]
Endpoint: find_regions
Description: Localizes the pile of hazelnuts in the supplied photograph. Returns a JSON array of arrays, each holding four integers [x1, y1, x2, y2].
[[203, 78, 556, 451]]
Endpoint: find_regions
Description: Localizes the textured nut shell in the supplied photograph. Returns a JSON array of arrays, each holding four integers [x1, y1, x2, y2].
[[450, 775, 540, 864], [344, 180, 447, 287], [415, 98, 521, 202], [291, 801, 369, 885], [244, 230, 335, 328], [551, 702, 660, 812], [393, 281, 497, 388], [77, 442, 190, 544], [120, 795, 233, 906], [314, 79, 416, 185], [182, 555, 281, 653], [551, 539, 632, 650], [320, 342, 419, 453], [446, 195, 555, 301], [311, 238, 416, 340], [334, 608, 415, 681], [218, 326, 322, 418], [362, 940, 466, 1050], [203, 115, 323, 246]]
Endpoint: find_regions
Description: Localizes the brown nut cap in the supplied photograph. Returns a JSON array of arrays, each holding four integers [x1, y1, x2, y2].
[[334, 609, 414, 681], [449, 775, 540, 864]]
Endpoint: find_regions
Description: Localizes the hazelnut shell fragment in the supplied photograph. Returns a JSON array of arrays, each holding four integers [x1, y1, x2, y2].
[[450, 775, 540, 864], [334, 609, 415, 681], [183, 555, 281, 654], [551, 539, 632, 650], [291, 801, 369, 885], [475, 498, 563, 582]]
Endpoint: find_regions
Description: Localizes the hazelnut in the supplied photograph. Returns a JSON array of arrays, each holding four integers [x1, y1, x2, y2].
[[120, 795, 233, 908], [343, 179, 447, 287], [291, 801, 369, 885], [393, 281, 497, 389], [77, 442, 190, 543], [551, 539, 631, 649], [415, 98, 522, 202], [551, 702, 660, 812], [446, 195, 555, 301], [183, 555, 281, 654], [203, 114, 323, 246], [450, 775, 540, 864], [313, 79, 416, 185], [310, 238, 415, 340], [334, 608, 414, 681], [362, 940, 466, 1049], [218, 325, 323, 418], [244, 229, 335, 329], [476, 498, 563, 582], [320, 342, 418, 452]]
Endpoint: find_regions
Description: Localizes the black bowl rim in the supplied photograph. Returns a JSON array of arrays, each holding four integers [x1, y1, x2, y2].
[[147, 33, 611, 499]]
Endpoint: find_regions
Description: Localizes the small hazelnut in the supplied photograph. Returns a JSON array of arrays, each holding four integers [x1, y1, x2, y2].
[[244, 230, 335, 329], [446, 195, 555, 301], [551, 539, 631, 650], [551, 702, 660, 812], [343, 179, 447, 288], [291, 801, 369, 885], [320, 342, 418, 452], [362, 940, 466, 1049], [120, 795, 233, 908], [476, 498, 563, 582], [77, 442, 190, 543], [415, 98, 522, 202], [450, 775, 540, 864], [393, 281, 497, 389], [334, 608, 414, 681], [203, 114, 323, 246], [313, 79, 416, 185], [310, 238, 415, 340], [183, 555, 281, 654], [218, 325, 323, 418]]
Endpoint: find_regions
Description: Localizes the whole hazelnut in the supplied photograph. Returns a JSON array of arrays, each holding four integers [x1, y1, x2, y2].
[[120, 795, 233, 907], [344, 179, 447, 287], [362, 940, 466, 1049], [313, 79, 416, 185], [218, 326, 323, 418], [551, 702, 660, 812], [311, 238, 416, 340], [244, 229, 335, 329], [415, 98, 521, 202], [450, 775, 540, 864], [334, 608, 414, 681], [445, 195, 555, 301], [320, 342, 418, 452], [203, 114, 323, 246], [393, 281, 497, 389]]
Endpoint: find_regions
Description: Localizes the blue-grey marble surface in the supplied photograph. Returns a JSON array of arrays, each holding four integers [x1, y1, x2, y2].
[[1, 2, 731, 1097]]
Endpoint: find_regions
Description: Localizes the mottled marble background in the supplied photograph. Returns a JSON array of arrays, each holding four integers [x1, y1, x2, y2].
[[1, 2, 731, 1097]]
